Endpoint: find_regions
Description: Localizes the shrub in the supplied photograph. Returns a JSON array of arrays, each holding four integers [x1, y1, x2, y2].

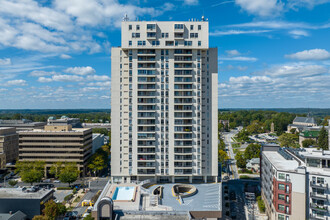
[[8, 180, 18, 186], [257, 196, 265, 213], [64, 194, 73, 201], [57, 187, 72, 190], [239, 175, 251, 179], [73, 188, 77, 194]]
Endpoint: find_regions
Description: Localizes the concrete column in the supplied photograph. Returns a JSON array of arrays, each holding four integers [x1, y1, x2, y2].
[[189, 176, 192, 184], [172, 176, 175, 183], [214, 176, 218, 183], [204, 176, 207, 183]]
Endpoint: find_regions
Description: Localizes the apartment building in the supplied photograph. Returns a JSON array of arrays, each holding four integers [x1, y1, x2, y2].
[[0, 127, 19, 168], [111, 18, 218, 183], [261, 145, 330, 220], [18, 125, 92, 175]]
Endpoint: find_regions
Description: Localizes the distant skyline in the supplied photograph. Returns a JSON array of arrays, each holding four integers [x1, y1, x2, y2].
[[0, 0, 330, 109]]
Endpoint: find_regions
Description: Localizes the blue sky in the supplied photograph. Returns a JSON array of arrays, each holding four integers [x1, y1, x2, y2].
[[0, 0, 330, 109]]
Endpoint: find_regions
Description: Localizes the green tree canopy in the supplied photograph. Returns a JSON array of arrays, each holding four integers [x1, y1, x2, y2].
[[218, 149, 229, 164], [278, 133, 299, 148], [16, 161, 45, 185], [318, 126, 329, 150], [244, 143, 261, 160], [43, 200, 67, 220], [302, 139, 316, 148], [235, 152, 246, 169], [58, 163, 80, 186], [49, 162, 64, 178]]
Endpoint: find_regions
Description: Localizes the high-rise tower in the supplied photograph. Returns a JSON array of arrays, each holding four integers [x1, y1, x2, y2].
[[111, 19, 218, 183]]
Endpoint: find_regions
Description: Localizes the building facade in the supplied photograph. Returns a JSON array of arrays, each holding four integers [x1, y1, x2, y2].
[[261, 145, 330, 220], [18, 125, 92, 175], [111, 19, 218, 183], [0, 127, 19, 167], [0, 120, 46, 131]]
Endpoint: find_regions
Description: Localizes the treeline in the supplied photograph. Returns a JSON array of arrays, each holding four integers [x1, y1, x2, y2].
[[0, 111, 110, 123], [219, 110, 298, 135]]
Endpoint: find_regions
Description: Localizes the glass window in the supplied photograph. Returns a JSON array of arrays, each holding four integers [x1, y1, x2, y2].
[[278, 194, 285, 200], [190, 25, 193, 30], [278, 173, 285, 180], [278, 214, 285, 220], [129, 41, 132, 46], [278, 184, 285, 190], [198, 25, 201, 30], [174, 24, 184, 29], [136, 25, 140, 30], [278, 204, 285, 211], [198, 41, 201, 46], [128, 25, 132, 30], [317, 177, 325, 184], [184, 41, 192, 46], [190, 33, 194, 38]]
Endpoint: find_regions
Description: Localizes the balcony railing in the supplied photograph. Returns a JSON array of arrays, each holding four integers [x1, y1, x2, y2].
[[310, 181, 329, 189], [310, 203, 328, 212], [310, 192, 328, 200]]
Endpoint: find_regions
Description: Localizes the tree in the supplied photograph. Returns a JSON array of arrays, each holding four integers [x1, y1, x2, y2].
[[88, 154, 106, 176], [8, 180, 18, 186], [236, 129, 250, 142], [218, 149, 229, 164], [278, 133, 298, 148], [290, 128, 297, 134], [235, 152, 246, 168], [318, 126, 329, 150], [246, 120, 264, 134], [42, 200, 67, 220], [244, 143, 261, 160], [49, 162, 63, 178], [16, 161, 45, 185], [58, 163, 80, 186], [32, 216, 48, 220], [218, 138, 226, 151], [302, 139, 316, 148]]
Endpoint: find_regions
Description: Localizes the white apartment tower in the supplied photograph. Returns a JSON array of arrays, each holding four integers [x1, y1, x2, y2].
[[111, 18, 218, 183]]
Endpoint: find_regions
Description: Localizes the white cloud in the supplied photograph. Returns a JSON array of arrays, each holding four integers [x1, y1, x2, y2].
[[38, 77, 53, 83], [285, 49, 330, 60], [235, 0, 283, 17], [229, 75, 272, 84], [0, 58, 11, 65], [237, 66, 248, 71], [221, 56, 258, 62], [60, 54, 72, 59], [289, 30, 309, 39], [288, 0, 330, 9], [30, 70, 57, 77], [210, 29, 271, 36], [262, 64, 328, 77], [65, 66, 96, 75], [225, 50, 241, 56], [184, 0, 198, 5], [87, 81, 111, 87], [53, 75, 84, 82], [6, 79, 27, 86], [86, 75, 110, 81]]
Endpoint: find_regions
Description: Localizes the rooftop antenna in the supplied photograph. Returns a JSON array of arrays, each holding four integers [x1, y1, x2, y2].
[[123, 13, 129, 21], [201, 9, 205, 21]]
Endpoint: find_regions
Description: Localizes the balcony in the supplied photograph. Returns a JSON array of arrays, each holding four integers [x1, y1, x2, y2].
[[138, 162, 156, 168], [310, 203, 328, 212], [174, 98, 193, 104], [174, 56, 193, 62], [138, 63, 156, 69], [309, 213, 327, 220], [174, 77, 193, 83], [137, 98, 157, 104], [137, 49, 156, 55], [137, 133, 156, 140], [137, 84, 157, 90], [174, 169, 192, 175], [146, 32, 157, 39], [137, 149, 156, 154], [138, 70, 157, 76], [138, 57, 156, 62], [174, 49, 192, 55], [174, 33, 184, 39], [138, 91, 157, 97], [174, 105, 193, 111], [174, 149, 193, 154], [311, 181, 329, 189], [174, 126, 193, 132], [138, 169, 155, 175], [174, 155, 193, 160], [310, 192, 328, 201], [174, 85, 193, 90], [175, 70, 193, 76], [138, 155, 156, 161]]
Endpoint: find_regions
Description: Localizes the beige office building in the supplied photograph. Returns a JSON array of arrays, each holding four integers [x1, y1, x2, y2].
[[18, 125, 92, 175], [0, 127, 19, 168], [111, 18, 218, 183]]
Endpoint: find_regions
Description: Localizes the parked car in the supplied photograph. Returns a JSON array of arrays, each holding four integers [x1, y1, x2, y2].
[[54, 180, 61, 183], [43, 179, 51, 183]]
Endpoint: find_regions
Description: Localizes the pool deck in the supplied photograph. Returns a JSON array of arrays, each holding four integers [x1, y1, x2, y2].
[[107, 184, 141, 211]]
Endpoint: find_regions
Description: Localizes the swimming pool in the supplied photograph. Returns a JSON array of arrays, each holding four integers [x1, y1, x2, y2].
[[112, 186, 136, 201]]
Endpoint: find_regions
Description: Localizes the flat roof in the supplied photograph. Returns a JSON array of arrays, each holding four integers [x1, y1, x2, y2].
[[0, 188, 53, 199], [19, 128, 91, 133], [263, 151, 299, 172]]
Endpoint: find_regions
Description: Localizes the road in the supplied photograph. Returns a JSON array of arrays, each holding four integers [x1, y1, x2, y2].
[[223, 129, 240, 179]]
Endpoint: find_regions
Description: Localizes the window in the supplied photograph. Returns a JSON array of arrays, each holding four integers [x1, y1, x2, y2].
[[278, 184, 285, 190], [317, 177, 325, 184], [161, 33, 169, 38], [278, 204, 285, 211], [136, 25, 140, 30], [190, 25, 194, 30], [174, 24, 184, 29], [152, 41, 160, 46], [128, 25, 132, 30], [278, 173, 285, 180], [278, 214, 285, 220], [278, 194, 285, 200], [198, 25, 201, 30], [184, 41, 192, 46], [147, 24, 156, 30], [198, 41, 201, 46], [132, 33, 140, 38], [129, 41, 132, 46], [138, 41, 146, 46]]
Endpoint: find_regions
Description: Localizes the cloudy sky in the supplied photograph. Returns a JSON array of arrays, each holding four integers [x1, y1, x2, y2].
[[0, 0, 329, 109]]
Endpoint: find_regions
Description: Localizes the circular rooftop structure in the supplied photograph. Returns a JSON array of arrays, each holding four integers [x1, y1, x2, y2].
[[172, 184, 197, 198]]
